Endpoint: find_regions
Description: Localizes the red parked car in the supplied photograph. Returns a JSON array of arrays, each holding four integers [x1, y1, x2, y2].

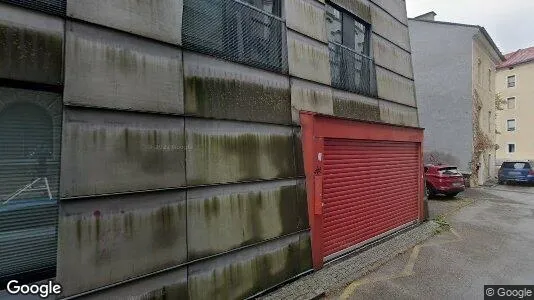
[[424, 164, 465, 197]]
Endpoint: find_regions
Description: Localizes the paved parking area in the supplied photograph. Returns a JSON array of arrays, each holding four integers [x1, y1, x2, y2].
[[332, 186, 534, 299]]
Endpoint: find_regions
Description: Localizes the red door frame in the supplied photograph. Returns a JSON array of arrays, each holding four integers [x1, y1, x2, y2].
[[300, 112, 425, 270]]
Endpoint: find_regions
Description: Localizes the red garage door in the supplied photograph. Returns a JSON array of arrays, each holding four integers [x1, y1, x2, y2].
[[322, 139, 420, 259], [300, 112, 424, 269]]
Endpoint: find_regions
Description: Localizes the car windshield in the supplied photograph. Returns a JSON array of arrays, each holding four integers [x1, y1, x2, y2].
[[501, 162, 531, 169], [438, 167, 460, 175]]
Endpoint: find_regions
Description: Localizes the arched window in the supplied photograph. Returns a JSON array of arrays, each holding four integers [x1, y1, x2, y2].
[[0, 100, 59, 284]]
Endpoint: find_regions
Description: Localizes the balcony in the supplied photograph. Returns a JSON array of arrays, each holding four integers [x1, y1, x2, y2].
[[329, 42, 377, 97], [182, 0, 287, 74]]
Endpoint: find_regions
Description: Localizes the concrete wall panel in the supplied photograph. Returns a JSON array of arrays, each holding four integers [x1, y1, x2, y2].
[[333, 88, 380, 121], [188, 232, 312, 300], [61, 108, 186, 197], [370, 0, 408, 25], [376, 66, 416, 107], [379, 100, 419, 127], [373, 34, 413, 79], [187, 180, 309, 260], [294, 128, 305, 177], [66, 0, 182, 45], [0, 3, 63, 84], [56, 191, 187, 297], [287, 31, 331, 85], [330, 0, 371, 24], [64, 22, 184, 114], [185, 119, 296, 185], [285, 0, 327, 43], [371, 5, 410, 51], [183, 52, 291, 124], [290, 78, 333, 124], [83, 267, 187, 300]]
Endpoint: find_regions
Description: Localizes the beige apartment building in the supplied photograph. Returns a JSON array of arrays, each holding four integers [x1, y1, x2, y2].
[[496, 47, 534, 163]]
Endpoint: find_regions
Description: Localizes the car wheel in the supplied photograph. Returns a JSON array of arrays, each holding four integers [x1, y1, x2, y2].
[[425, 185, 434, 198]]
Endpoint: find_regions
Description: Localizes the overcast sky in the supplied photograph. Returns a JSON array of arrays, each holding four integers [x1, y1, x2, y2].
[[406, 0, 534, 54]]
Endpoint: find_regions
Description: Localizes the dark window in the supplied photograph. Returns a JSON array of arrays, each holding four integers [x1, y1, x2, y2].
[[0, 96, 61, 288], [243, 0, 281, 16], [182, 0, 287, 73], [326, 3, 376, 96], [508, 144, 516, 153], [507, 75, 516, 88], [438, 167, 461, 175], [507, 119, 516, 131]]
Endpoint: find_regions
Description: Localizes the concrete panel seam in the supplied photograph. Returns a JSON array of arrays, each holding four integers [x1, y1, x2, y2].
[[372, 32, 412, 55], [60, 229, 310, 300], [182, 49, 290, 78], [375, 63, 414, 81], [288, 75, 333, 91], [287, 27, 328, 46], [372, 31, 411, 54], [247, 269, 314, 299], [182, 48, 189, 264], [63, 16, 184, 50], [59, 176, 309, 201], [378, 98, 417, 110], [368, 0, 408, 27], [0, 79, 63, 92]]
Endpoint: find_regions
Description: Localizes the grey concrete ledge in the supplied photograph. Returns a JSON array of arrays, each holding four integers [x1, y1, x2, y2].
[[260, 221, 440, 300]]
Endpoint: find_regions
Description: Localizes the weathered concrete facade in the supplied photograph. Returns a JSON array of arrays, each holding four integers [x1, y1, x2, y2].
[[496, 48, 534, 163], [409, 15, 504, 186], [0, 0, 421, 298]]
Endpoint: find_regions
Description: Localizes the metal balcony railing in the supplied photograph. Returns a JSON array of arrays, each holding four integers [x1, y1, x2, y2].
[[0, 0, 66, 16], [329, 42, 378, 97], [183, 0, 287, 74]]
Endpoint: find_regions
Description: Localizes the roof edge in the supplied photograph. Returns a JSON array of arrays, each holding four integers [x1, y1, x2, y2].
[[413, 11, 436, 21], [408, 18, 505, 61], [497, 57, 534, 70], [477, 26, 505, 61]]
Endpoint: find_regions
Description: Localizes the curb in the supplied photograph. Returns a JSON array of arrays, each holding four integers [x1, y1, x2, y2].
[[260, 221, 441, 300]]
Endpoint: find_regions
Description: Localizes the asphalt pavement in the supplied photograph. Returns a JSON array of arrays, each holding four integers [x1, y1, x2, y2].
[[332, 185, 534, 299]]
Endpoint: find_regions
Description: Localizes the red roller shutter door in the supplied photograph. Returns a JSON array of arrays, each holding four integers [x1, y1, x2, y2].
[[300, 112, 424, 269], [322, 139, 420, 259]]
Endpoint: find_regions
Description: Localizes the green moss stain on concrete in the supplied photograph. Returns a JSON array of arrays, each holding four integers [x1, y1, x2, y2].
[[188, 133, 295, 185], [65, 121, 186, 196], [295, 182, 310, 229], [293, 130, 305, 176], [57, 202, 187, 294], [111, 127, 184, 178], [184, 76, 291, 124], [298, 234, 313, 272], [188, 185, 304, 260], [380, 107, 418, 127], [278, 186, 299, 233], [0, 23, 62, 84], [188, 235, 311, 300], [139, 281, 188, 300], [333, 98, 380, 121], [332, 0, 371, 23], [151, 205, 185, 249], [103, 44, 142, 73]]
